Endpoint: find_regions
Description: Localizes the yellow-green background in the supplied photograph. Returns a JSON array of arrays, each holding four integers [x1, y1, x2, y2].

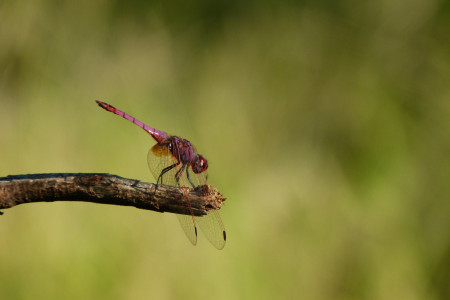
[[1, 1, 449, 299]]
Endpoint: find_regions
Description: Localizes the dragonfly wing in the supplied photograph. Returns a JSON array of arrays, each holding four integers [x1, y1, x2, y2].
[[195, 210, 226, 250], [148, 144, 199, 245], [176, 214, 198, 246], [148, 144, 178, 185]]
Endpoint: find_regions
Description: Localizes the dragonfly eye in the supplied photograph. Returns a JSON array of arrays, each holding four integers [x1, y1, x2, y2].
[[191, 154, 208, 174]]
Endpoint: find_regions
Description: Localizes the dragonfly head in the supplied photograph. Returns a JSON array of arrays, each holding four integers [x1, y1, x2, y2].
[[191, 154, 208, 174]]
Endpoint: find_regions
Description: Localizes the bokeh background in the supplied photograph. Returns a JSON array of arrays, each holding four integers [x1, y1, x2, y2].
[[1, 0, 449, 299]]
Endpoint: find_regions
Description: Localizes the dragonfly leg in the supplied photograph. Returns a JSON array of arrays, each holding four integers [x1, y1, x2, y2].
[[174, 164, 187, 186], [185, 167, 196, 189], [157, 161, 180, 185]]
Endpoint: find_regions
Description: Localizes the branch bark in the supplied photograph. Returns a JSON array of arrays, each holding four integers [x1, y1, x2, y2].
[[0, 173, 225, 216]]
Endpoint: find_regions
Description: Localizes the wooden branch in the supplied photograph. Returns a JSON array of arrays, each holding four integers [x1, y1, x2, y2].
[[0, 173, 226, 216]]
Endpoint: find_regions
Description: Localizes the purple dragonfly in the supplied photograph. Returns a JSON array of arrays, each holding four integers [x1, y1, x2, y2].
[[96, 100, 226, 249]]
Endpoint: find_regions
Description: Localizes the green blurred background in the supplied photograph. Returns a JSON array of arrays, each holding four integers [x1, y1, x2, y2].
[[1, 0, 449, 299]]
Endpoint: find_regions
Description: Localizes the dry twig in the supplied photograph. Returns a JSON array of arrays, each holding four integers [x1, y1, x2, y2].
[[0, 173, 225, 216]]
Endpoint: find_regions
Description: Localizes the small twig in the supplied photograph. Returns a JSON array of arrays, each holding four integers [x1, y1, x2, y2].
[[0, 173, 225, 216]]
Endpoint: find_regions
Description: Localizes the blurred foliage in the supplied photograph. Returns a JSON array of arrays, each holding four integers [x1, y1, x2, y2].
[[1, 0, 449, 299]]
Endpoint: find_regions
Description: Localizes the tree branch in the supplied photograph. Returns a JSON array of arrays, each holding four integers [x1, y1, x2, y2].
[[0, 173, 226, 216]]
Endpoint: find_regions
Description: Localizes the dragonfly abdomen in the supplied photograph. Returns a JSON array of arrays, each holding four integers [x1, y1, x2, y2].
[[96, 100, 168, 143]]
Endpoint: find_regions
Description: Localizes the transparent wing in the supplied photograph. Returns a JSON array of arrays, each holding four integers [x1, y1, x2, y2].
[[195, 210, 226, 250], [147, 144, 179, 186], [147, 144, 198, 245], [177, 214, 198, 245]]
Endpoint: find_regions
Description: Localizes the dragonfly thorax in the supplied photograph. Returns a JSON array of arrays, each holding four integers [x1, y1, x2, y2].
[[167, 136, 207, 173]]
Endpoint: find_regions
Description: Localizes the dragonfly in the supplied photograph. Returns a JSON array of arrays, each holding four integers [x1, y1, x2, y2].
[[95, 100, 226, 249]]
